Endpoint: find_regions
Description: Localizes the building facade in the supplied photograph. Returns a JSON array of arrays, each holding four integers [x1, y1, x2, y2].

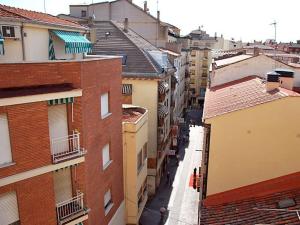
[[0, 5, 125, 225], [63, 0, 180, 48], [122, 105, 148, 225]]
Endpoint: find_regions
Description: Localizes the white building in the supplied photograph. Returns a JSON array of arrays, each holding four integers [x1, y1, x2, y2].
[[0, 5, 91, 62]]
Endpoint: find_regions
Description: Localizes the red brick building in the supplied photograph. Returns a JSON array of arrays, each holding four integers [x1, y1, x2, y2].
[[0, 58, 125, 225]]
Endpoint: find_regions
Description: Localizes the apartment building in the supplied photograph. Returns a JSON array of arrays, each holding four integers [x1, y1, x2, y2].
[[210, 54, 300, 88], [89, 20, 174, 195], [0, 5, 124, 225], [122, 105, 148, 225], [60, 0, 180, 48], [189, 47, 211, 106], [0, 4, 91, 62], [200, 71, 300, 224]]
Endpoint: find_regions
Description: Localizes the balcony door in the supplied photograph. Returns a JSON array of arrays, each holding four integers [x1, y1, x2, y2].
[[53, 168, 73, 203], [48, 104, 69, 154]]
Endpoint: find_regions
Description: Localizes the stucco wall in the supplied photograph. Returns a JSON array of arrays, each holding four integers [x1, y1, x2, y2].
[[89, 3, 110, 20], [0, 38, 23, 62], [212, 55, 300, 87], [69, 6, 88, 18], [122, 79, 158, 158], [206, 97, 300, 196]]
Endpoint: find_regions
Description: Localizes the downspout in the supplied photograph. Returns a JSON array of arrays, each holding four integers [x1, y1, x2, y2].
[[20, 22, 26, 61]]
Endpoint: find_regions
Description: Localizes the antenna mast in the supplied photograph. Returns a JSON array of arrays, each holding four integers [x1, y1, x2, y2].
[[44, 0, 46, 13], [270, 21, 277, 68]]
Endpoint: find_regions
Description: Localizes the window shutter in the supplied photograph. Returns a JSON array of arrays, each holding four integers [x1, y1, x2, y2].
[[0, 192, 19, 225], [0, 114, 12, 165], [102, 144, 110, 168], [101, 93, 109, 118], [104, 190, 111, 206]]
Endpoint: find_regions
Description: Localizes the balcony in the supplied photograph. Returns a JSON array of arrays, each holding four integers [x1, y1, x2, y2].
[[56, 193, 88, 225], [51, 132, 86, 164]]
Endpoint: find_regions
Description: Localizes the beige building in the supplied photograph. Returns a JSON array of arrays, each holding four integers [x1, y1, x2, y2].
[[201, 71, 300, 203], [189, 47, 211, 106], [89, 21, 174, 195], [122, 105, 148, 225], [62, 0, 180, 48]]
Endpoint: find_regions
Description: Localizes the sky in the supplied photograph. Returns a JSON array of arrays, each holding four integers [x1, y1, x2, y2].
[[0, 0, 298, 43]]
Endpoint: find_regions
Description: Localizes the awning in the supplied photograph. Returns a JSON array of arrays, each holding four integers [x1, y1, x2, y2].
[[158, 81, 169, 95], [158, 104, 169, 119], [51, 30, 92, 54], [48, 97, 74, 105], [0, 35, 4, 55], [122, 84, 132, 95]]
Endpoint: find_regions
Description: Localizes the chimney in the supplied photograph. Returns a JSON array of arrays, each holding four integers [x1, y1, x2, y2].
[[266, 72, 279, 92], [253, 47, 260, 56], [157, 10, 160, 21], [124, 18, 129, 33], [144, 1, 148, 12], [275, 68, 294, 90]]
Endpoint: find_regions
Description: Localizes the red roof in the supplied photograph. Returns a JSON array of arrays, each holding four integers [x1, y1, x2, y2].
[[203, 76, 300, 119], [0, 4, 85, 30], [200, 188, 300, 225], [122, 108, 144, 123]]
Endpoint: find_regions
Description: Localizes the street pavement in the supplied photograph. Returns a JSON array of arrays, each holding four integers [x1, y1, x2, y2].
[[140, 109, 203, 225]]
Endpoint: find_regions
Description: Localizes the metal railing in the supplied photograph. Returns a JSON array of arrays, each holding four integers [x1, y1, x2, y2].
[[51, 132, 86, 163], [56, 193, 84, 223]]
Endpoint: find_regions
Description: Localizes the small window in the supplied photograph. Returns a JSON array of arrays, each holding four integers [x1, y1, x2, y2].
[[102, 144, 111, 170], [0, 114, 13, 166], [143, 143, 147, 162], [81, 10, 87, 17], [101, 93, 110, 119], [104, 189, 113, 215], [137, 150, 142, 173]]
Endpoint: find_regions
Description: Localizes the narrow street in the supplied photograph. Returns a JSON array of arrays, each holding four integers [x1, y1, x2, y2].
[[140, 109, 203, 225]]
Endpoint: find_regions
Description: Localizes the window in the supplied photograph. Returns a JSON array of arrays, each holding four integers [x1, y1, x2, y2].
[[0, 114, 12, 166], [143, 143, 147, 162], [102, 144, 111, 170], [81, 10, 87, 17], [200, 88, 206, 98], [137, 151, 142, 173], [0, 192, 19, 225], [104, 189, 113, 215], [101, 93, 110, 118]]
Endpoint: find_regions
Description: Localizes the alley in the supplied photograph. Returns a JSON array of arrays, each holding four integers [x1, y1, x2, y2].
[[140, 110, 203, 225]]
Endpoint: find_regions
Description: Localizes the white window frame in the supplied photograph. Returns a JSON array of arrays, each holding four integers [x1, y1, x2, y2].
[[100, 92, 111, 119], [102, 144, 112, 170], [0, 114, 13, 167], [104, 189, 113, 215]]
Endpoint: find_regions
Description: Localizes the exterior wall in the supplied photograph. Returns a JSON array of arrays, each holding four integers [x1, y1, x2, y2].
[[123, 108, 148, 224], [211, 54, 300, 87], [70, 5, 88, 18], [80, 59, 124, 225], [88, 3, 110, 20], [0, 174, 57, 225], [206, 97, 300, 196], [0, 38, 23, 62], [0, 58, 124, 225]]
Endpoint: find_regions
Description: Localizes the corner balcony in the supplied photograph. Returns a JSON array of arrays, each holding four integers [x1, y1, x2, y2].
[[56, 193, 89, 225], [50, 132, 86, 164]]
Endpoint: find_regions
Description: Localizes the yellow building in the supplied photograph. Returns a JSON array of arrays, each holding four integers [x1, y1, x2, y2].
[[201, 71, 300, 205], [122, 105, 148, 225], [189, 47, 212, 106]]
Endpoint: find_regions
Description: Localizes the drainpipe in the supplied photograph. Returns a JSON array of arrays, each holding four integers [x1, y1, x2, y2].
[[20, 22, 26, 61]]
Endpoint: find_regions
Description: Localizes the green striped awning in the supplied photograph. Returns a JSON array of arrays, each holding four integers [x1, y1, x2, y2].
[[0, 35, 4, 55], [51, 30, 92, 54], [48, 97, 74, 105]]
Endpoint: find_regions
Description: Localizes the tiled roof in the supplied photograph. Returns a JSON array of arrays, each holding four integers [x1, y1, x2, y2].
[[203, 76, 300, 119], [200, 188, 300, 225], [0, 4, 85, 30]]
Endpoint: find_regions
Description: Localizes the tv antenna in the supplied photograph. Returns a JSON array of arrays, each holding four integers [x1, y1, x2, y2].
[[44, 0, 46, 13], [270, 20, 277, 68]]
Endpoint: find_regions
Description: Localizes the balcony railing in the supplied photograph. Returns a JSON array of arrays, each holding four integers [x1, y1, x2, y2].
[[56, 193, 87, 224], [51, 132, 86, 164]]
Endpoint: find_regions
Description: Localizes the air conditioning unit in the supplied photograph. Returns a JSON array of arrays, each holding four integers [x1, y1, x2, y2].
[[1, 26, 21, 39]]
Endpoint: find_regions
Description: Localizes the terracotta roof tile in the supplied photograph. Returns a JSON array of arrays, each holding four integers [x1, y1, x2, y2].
[[203, 76, 300, 119], [201, 188, 300, 225], [0, 4, 86, 30]]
